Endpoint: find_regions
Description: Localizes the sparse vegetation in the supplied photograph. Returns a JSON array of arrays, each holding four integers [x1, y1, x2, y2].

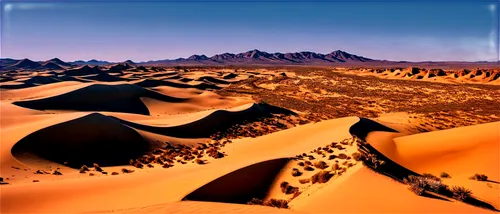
[[313, 161, 328, 169], [304, 166, 314, 171], [263, 198, 289, 208], [299, 178, 310, 184], [403, 175, 449, 195], [121, 168, 134, 173], [440, 172, 451, 178], [280, 181, 299, 194], [79, 165, 89, 173], [469, 173, 488, 181], [248, 198, 289, 209], [451, 186, 472, 201], [422, 173, 441, 181], [352, 152, 363, 161], [310, 171, 332, 184], [291, 168, 302, 177], [93, 163, 103, 172]]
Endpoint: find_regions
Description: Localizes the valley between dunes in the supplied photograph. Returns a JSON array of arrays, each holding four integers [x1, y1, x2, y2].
[[0, 64, 499, 213]]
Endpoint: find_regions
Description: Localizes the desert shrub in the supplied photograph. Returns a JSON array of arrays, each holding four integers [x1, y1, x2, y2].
[[440, 172, 451, 178], [352, 152, 363, 161], [195, 159, 205, 164], [427, 179, 449, 194], [79, 165, 89, 173], [404, 175, 449, 195], [469, 173, 488, 181], [337, 153, 348, 159], [297, 162, 305, 166], [111, 172, 119, 175], [299, 178, 310, 184], [89, 173, 95, 176], [263, 198, 289, 208], [93, 163, 103, 172], [331, 163, 340, 171], [311, 171, 332, 184], [422, 173, 441, 181], [304, 161, 312, 166], [121, 168, 133, 173], [404, 175, 427, 195], [291, 168, 302, 177], [313, 161, 329, 169], [364, 153, 385, 169], [451, 186, 472, 201], [247, 198, 263, 205], [52, 170, 62, 175], [328, 155, 337, 160], [304, 166, 315, 171], [280, 181, 299, 194]]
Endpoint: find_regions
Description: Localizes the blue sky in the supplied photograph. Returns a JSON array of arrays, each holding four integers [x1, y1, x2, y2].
[[1, 0, 498, 62]]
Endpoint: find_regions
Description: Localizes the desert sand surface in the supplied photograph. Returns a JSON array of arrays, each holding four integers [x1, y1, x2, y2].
[[1, 64, 499, 213]]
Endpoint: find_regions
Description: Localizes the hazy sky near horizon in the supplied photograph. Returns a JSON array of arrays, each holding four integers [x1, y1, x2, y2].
[[1, 0, 498, 62]]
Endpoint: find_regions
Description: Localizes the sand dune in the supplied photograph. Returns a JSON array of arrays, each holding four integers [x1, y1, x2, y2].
[[12, 113, 149, 168], [1, 65, 499, 214], [184, 158, 292, 203], [13, 83, 188, 115], [113, 102, 296, 138], [342, 67, 500, 85]]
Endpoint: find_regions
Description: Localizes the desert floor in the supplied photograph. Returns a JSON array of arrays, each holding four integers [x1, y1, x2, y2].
[[1, 65, 499, 213]]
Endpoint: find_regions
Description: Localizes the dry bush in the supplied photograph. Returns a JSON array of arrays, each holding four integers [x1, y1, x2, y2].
[[111, 172, 119, 175], [452, 186, 472, 201], [313, 161, 329, 169], [311, 171, 332, 184], [404, 175, 449, 195], [291, 168, 302, 177], [328, 155, 337, 160], [195, 159, 205, 164], [162, 163, 172, 168], [89, 173, 95, 176], [304, 166, 314, 171], [337, 153, 348, 159], [440, 172, 451, 178], [247, 198, 263, 205], [304, 161, 312, 166], [297, 162, 305, 166], [352, 152, 363, 161], [469, 173, 488, 181], [263, 198, 289, 208], [422, 173, 441, 181], [121, 168, 134, 173], [299, 178, 310, 184], [147, 163, 154, 168], [93, 163, 103, 172], [79, 165, 89, 173], [52, 170, 62, 175], [331, 163, 340, 171], [280, 181, 299, 194]]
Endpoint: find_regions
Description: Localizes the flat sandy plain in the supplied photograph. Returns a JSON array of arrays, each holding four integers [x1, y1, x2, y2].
[[0, 64, 499, 213]]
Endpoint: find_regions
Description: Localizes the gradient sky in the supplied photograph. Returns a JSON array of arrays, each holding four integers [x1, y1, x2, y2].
[[1, 0, 499, 62]]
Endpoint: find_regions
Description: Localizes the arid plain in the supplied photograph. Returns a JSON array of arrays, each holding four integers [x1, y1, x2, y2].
[[0, 60, 499, 213]]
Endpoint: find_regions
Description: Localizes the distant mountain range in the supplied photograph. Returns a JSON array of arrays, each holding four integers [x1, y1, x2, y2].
[[141, 49, 374, 66], [1, 50, 499, 70]]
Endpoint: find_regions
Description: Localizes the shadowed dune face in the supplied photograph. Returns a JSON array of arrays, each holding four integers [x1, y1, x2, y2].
[[183, 158, 291, 204], [11, 113, 149, 168], [348, 117, 398, 141], [114, 102, 297, 138], [13, 84, 188, 115]]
